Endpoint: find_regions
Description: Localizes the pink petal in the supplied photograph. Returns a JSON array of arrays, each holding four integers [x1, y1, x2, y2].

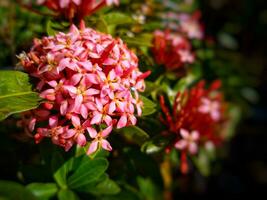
[[59, 0, 70, 8], [86, 102, 97, 111], [60, 100, 68, 115], [70, 73, 82, 85], [108, 69, 116, 80], [80, 104, 88, 119], [211, 110, 220, 121], [103, 115, 112, 126], [29, 118, 36, 132], [86, 74, 99, 84], [174, 140, 187, 150], [49, 116, 58, 128], [64, 86, 77, 97], [79, 61, 92, 71], [40, 89, 55, 101], [108, 102, 116, 114], [198, 105, 210, 113], [47, 80, 58, 88], [87, 127, 98, 138], [71, 115, 81, 127], [117, 115, 127, 129], [189, 143, 198, 154], [129, 115, 137, 125], [95, 98, 103, 111], [74, 94, 83, 110], [62, 129, 76, 139], [101, 139, 112, 151], [191, 131, 199, 141], [85, 88, 99, 96], [87, 140, 99, 155], [76, 133, 86, 146], [90, 113, 102, 125], [101, 126, 113, 137], [180, 128, 189, 139]]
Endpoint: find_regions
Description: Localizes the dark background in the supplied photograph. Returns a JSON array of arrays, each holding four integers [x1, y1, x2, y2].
[[199, 0, 267, 195]]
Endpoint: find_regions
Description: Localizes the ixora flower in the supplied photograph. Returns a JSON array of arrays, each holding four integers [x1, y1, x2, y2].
[[152, 30, 194, 71], [160, 80, 226, 173], [177, 11, 204, 40], [36, 0, 119, 20], [19, 21, 150, 154], [161, 11, 204, 40]]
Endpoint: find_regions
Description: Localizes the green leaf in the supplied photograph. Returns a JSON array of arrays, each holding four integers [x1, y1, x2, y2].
[[103, 12, 134, 25], [87, 176, 121, 196], [192, 148, 211, 176], [119, 126, 150, 146], [122, 33, 153, 47], [26, 183, 58, 200], [0, 180, 37, 200], [0, 70, 40, 121], [137, 177, 161, 200], [97, 16, 109, 33], [140, 95, 157, 116], [46, 20, 57, 36], [53, 155, 86, 189], [46, 20, 69, 36], [57, 189, 79, 200], [141, 135, 170, 154], [67, 158, 108, 189]]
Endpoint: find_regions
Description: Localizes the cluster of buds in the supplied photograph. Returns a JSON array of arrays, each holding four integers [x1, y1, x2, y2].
[[152, 30, 195, 70], [37, 0, 119, 21], [160, 80, 226, 173], [19, 21, 149, 154]]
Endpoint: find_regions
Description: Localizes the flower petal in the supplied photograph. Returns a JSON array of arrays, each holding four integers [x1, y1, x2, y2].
[[101, 139, 112, 151], [180, 128, 189, 139], [87, 140, 99, 155], [87, 127, 98, 138], [117, 115, 127, 129]]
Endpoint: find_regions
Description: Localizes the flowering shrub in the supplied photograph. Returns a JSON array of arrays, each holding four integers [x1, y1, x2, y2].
[[19, 21, 149, 153], [0, 0, 245, 199]]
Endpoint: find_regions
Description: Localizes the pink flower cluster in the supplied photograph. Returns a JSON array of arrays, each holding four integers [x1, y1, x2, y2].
[[19, 21, 149, 154], [152, 30, 195, 70], [37, 0, 119, 21]]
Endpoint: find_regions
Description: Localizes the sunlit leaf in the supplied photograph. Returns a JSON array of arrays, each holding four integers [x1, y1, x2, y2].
[[0, 70, 40, 121]]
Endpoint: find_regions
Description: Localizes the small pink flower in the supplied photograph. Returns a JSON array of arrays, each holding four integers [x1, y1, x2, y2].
[[87, 126, 113, 155], [175, 128, 199, 154], [198, 98, 221, 121]]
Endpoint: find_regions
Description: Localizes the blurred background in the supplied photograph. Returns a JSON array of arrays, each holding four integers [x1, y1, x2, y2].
[[196, 0, 267, 196]]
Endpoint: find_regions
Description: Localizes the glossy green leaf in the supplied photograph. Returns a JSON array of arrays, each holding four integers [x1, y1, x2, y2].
[[140, 95, 157, 116], [67, 158, 108, 189], [122, 33, 153, 47], [87, 176, 121, 195], [119, 126, 150, 146], [0, 180, 37, 200], [103, 12, 134, 25], [57, 189, 79, 200], [54, 155, 87, 189], [26, 183, 58, 200], [0, 70, 40, 121]]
